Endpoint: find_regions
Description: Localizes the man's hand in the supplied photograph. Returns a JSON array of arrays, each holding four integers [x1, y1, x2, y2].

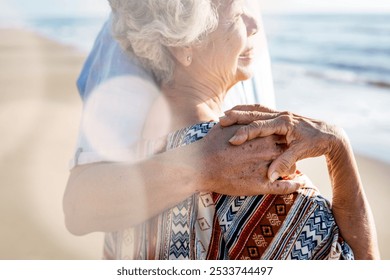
[[194, 123, 302, 195], [220, 104, 341, 183]]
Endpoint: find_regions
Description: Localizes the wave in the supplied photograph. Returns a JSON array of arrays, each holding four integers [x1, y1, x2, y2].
[[273, 63, 390, 90], [306, 68, 390, 89], [366, 80, 390, 89]]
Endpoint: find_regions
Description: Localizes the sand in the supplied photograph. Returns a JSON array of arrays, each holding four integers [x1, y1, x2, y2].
[[0, 28, 389, 259], [0, 28, 103, 259]]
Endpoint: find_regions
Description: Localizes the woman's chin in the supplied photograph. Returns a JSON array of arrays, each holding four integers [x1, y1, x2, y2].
[[236, 66, 254, 82]]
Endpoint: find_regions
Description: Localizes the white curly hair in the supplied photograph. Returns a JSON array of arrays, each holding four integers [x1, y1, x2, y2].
[[108, 0, 219, 84]]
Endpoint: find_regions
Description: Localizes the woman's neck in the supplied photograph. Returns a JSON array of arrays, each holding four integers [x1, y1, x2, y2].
[[142, 67, 234, 139], [141, 82, 226, 140], [160, 74, 228, 132]]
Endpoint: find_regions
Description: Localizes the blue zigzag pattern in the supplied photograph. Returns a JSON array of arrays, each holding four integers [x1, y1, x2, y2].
[[168, 123, 215, 259], [168, 202, 191, 259], [169, 231, 190, 259], [219, 196, 247, 232], [290, 199, 335, 259], [183, 122, 216, 144]]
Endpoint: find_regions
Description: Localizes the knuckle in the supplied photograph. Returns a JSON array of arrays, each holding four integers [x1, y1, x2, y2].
[[248, 111, 256, 118], [278, 157, 292, 172], [248, 122, 263, 139], [281, 111, 294, 117], [279, 113, 294, 124], [249, 121, 261, 129], [277, 112, 296, 134], [237, 126, 249, 136]]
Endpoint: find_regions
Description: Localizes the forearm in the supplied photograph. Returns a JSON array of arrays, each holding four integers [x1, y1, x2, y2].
[[63, 143, 199, 235], [326, 133, 380, 259]]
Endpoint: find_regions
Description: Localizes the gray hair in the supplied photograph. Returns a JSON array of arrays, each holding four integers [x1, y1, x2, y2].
[[109, 0, 219, 84]]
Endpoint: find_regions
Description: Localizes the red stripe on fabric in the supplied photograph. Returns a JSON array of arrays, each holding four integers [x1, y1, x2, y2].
[[229, 194, 276, 259]]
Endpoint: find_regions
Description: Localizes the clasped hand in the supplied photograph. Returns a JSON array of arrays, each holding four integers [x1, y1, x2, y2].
[[198, 104, 344, 196]]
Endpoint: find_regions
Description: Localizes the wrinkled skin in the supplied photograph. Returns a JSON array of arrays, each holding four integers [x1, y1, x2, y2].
[[218, 104, 380, 260], [220, 104, 341, 181], [194, 123, 301, 195]]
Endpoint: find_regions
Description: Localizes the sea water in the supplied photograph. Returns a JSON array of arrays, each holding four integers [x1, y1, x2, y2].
[[263, 13, 390, 163], [9, 13, 390, 163]]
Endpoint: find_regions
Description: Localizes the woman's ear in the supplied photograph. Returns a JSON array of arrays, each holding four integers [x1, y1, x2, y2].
[[168, 46, 193, 67]]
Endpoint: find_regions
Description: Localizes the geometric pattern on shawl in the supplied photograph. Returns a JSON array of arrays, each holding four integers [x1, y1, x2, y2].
[[156, 122, 216, 259], [119, 122, 354, 260], [208, 182, 354, 260], [177, 123, 354, 260]]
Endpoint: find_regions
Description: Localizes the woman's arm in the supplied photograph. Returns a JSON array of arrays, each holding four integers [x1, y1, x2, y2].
[[63, 124, 301, 235], [326, 129, 380, 259], [220, 104, 380, 259]]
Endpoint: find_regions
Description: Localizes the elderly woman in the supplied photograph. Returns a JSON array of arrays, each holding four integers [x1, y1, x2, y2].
[[64, 0, 379, 260]]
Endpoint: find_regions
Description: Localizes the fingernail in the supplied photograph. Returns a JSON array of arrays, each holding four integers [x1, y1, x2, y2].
[[229, 135, 239, 143], [270, 172, 280, 183], [219, 116, 227, 121], [229, 134, 245, 144]]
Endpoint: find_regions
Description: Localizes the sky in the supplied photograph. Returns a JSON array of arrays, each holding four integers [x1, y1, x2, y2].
[[0, 0, 110, 18], [259, 0, 390, 13], [1, 0, 390, 19]]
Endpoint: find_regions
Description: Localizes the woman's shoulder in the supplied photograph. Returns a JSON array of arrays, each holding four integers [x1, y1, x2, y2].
[[283, 173, 336, 241], [268, 173, 354, 259]]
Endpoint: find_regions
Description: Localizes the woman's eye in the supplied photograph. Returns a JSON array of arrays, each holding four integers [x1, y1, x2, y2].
[[232, 12, 243, 23], [235, 7, 245, 21]]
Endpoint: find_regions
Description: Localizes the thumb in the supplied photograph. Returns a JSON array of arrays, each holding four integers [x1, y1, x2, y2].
[[230, 104, 278, 113], [220, 110, 277, 127], [268, 149, 300, 182]]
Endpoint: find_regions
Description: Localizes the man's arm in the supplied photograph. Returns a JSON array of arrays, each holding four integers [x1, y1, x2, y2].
[[63, 124, 302, 235]]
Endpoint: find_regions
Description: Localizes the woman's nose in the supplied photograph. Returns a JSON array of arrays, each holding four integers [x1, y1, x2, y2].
[[243, 12, 258, 37]]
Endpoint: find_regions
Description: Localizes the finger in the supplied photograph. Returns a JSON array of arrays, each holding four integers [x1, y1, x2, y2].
[[266, 179, 302, 194], [268, 148, 301, 182], [219, 110, 277, 127], [229, 118, 289, 145], [229, 104, 279, 114], [219, 110, 252, 127]]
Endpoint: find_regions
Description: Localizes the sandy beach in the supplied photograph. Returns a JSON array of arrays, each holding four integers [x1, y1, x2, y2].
[[0, 28, 103, 259], [0, 28, 389, 259]]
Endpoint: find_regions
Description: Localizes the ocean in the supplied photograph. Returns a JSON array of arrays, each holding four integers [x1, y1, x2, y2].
[[9, 13, 390, 163], [262, 14, 390, 163]]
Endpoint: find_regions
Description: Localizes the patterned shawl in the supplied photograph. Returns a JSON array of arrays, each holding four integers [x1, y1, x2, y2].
[[103, 122, 354, 260]]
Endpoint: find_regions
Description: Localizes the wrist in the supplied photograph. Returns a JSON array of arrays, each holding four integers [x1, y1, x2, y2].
[[325, 126, 350, 160], [178, 139, 215, 193]]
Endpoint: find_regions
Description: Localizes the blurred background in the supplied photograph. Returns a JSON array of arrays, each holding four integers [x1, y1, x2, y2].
[[0, 0, 389, 259]]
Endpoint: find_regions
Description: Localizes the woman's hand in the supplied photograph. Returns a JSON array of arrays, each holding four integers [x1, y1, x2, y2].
[[193, 123, 302, 196], [219, 104, 344, 182], [219, 104, 380, 259]]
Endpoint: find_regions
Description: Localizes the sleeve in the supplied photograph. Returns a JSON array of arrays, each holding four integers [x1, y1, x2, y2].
[[76, 16, 155, 101], [70, 16, 160, 169], [69, 75, 160, 169]]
